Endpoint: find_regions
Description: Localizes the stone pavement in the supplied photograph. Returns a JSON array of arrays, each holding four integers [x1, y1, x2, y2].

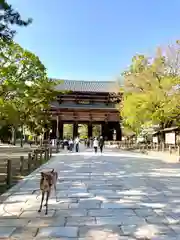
[[1, 149, 180, 239]]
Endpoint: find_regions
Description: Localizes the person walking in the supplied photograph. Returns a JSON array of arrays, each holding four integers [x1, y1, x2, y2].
[[90, 137, 93, 148], [99, 136, 104, 154], [74, 137, 80, 152], [87, 138, 90, 148], [68, 138, 74, 152], [84, 139, 87, 147], [93, 137, 99, 153]]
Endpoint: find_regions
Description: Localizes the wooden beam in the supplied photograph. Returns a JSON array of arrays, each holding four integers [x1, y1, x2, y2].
[[50, 108, 119, 113], [58, 98, 107, 102], [73, 112, 77, 121], [105, 113, 108, 122], [89, 112, 92, 121], [50, 112, 119, 119], [58, 92, 108, 97], [58, 94, 107, 98]]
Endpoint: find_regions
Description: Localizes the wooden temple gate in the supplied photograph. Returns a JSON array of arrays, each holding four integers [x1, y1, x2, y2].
[[49, 80, 122, 141]]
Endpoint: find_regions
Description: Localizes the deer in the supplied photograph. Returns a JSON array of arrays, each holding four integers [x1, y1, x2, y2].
[[38, 169, 58, 215]]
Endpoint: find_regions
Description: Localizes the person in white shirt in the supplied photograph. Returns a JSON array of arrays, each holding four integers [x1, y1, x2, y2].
[[74, 137, 80, 152], [93, 137, 99, 153]]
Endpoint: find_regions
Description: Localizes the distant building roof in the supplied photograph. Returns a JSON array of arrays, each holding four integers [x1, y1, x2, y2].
[[53, 79, 118, 93]]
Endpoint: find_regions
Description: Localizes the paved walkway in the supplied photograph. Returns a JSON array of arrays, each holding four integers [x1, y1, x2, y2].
[[0, 149, 180, 239]]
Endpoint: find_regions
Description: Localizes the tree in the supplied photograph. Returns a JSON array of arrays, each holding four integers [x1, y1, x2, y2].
[[0, 39, 60, 144], [0, 0, 32, 40], [120, 41, 180, 136], [78, 124, 88, 139], [63, 124, 73, 138], [93, 124, 101, 137]]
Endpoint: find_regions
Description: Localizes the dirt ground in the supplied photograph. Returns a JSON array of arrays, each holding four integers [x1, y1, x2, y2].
[[0, 144, 54, 194], [0, 147, 37, 194]]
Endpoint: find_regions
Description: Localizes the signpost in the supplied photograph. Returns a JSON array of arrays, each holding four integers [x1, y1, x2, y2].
[[165, 132, 175, 145]]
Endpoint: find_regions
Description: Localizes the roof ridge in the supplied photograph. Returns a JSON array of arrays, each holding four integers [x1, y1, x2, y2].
[[51, 78, 116, 83], [54, 78, 118, 93]]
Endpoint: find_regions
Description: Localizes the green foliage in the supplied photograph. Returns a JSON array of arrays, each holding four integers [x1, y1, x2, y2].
[[0, 39, 60, 138], [78, 124, 88, 139], [0, 0, 32, 40], [120, 41, 180, 133], [93, 125, 101, 137], [63, 124, 73, 138]]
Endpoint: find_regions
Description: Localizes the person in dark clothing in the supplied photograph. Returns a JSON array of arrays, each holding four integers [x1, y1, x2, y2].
[[92, 138, 94, 147], [84, 139, 87, 147], [87, 138, 90, 148], [68, 139, 74, 152], [99, 136, 104, 153]]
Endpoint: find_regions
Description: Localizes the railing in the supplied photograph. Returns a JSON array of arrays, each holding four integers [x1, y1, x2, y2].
[[104, 141, 122, 148], [0, 146, 52, 193], [104, 141, 180, 155]]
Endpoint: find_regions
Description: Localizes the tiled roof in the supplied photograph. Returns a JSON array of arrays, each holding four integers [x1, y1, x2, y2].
[[53, 79, 118, 93]]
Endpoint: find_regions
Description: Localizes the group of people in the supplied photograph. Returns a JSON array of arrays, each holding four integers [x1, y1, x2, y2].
[[61, 136, 105, 153], [93, 136, 104, 153], [84, 136, 104, 153], [62, 137, 80, 152]]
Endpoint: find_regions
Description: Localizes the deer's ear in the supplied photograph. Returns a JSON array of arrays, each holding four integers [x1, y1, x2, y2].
[[51, 169, 54, 173], [41, 172, 44, 177]]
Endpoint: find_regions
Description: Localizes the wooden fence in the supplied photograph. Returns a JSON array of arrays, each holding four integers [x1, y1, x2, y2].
[[104, 141, 180, 155], [0, 147, 52, 193]]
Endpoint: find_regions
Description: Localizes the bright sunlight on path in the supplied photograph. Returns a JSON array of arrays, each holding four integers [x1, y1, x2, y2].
[[0, 147, 180, 239]]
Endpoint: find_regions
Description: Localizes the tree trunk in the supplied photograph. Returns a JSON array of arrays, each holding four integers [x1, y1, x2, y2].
[[11, 126, 16, 145], [20, 125, 23, 147], [42, 132, 44, 145], [40, 133, 44, 147], [34, 135, 37, 145], [158, 122, 165, 144]]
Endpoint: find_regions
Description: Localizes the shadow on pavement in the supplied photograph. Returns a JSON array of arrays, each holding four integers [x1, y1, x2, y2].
[[0, 151, 179, 239]]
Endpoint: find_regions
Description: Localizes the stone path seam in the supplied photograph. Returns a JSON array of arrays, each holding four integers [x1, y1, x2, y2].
[[0, 150, 179, 239]]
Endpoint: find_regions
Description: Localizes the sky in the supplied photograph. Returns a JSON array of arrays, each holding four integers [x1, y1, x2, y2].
[[9, 0, 180, 81]]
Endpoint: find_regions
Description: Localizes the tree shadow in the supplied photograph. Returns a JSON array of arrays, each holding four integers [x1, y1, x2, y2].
[[0, 151, 180, 238]]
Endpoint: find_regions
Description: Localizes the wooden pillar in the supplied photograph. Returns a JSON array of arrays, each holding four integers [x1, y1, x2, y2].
[[59, 121, 63, 139], [73, 122, 78, 138], [115, 122, 122, 141], [51, 120, 56, 139], [56, 115, 59, 140], [108, 122, 114, 140], [88, 122, 92, 138], [102, 122, 108, 140]]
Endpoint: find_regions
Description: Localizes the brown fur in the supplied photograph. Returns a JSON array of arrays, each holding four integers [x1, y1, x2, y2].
[[38, 169, 58, 215]]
